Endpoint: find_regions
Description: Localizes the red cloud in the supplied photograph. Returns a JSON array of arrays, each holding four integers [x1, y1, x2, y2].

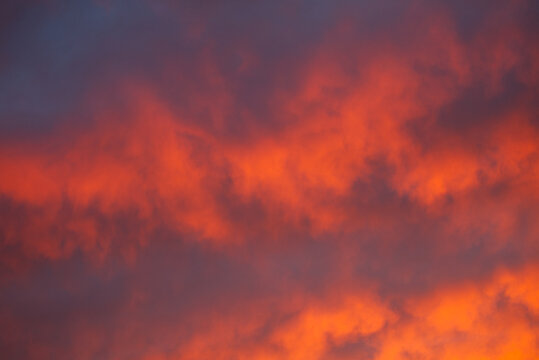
[[0, 0, 537, 359]]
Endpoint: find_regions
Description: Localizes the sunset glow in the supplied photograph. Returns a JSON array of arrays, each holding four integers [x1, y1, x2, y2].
[[1, 1, 538, 359]]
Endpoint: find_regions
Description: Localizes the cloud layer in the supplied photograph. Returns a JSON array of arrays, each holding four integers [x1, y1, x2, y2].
[[1, 0, 538, 359]]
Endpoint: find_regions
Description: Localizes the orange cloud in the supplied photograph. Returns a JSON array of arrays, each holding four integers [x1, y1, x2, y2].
[[107, 266, 537, 360], [0, 0, 537, 359]]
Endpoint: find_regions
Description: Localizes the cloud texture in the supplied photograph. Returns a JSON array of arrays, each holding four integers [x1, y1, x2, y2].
[[0, 0, 538, 359]]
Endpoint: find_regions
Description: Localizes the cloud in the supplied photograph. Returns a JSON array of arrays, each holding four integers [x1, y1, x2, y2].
[[0, 0, 538, 359]]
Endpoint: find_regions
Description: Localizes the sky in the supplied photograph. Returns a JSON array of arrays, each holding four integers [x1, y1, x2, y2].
[[0, 0, 538, 359]]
